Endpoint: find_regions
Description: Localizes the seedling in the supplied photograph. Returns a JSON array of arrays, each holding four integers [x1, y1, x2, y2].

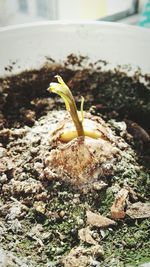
[[48, 75, 103, 142]]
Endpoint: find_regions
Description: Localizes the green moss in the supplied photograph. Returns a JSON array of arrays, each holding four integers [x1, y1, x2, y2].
[[100, 219, 150, 266], [97, 188, 115, 216]]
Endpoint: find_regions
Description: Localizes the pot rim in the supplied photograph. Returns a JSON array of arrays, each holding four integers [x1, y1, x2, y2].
[[0, 20, 150, 35]]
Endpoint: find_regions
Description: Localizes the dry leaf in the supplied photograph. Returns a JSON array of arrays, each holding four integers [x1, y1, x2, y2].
[[111, 188, 129, 219], [125, 119, 150, 142], [126, 202, 150, 219], [86, 210, 116, 228]]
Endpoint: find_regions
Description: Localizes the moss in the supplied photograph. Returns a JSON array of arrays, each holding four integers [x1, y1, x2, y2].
[[100, 219, 150, 266], [96, 188, 115, 216]]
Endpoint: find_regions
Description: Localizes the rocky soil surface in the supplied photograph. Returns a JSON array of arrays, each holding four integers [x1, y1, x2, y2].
[[0, 56, 150, 266]]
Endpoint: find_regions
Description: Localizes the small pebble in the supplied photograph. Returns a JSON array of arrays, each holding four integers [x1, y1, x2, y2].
[[0, 174, 8, 184], [59, 210, 65, 218], [0, 147, 7, 158]]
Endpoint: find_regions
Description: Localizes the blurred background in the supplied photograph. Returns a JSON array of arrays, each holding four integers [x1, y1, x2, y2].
[[0, 0, 149, 27]]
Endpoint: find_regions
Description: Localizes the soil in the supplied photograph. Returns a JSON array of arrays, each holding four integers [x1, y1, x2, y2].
[[0, 55, 150, 267]]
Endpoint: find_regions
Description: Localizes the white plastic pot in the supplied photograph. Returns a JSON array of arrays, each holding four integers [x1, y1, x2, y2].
[[0, 20, 150, 267], [0, 21, 150, 77]]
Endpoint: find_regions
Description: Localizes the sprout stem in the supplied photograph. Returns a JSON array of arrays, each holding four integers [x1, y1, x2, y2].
[[47, 75, 84, 137]]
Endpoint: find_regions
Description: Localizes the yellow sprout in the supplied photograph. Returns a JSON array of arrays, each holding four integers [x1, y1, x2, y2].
[[48, 75, 104, 142], [48, 75, 84, 137]]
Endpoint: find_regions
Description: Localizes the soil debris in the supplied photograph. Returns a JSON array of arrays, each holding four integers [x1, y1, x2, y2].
[[92, 181, 108, 191], [0, 157, 14, 173], [0, 247, 34, 267], [4, 179, 44, 196], [126, 202, 150, 219], [62, 245, 104, 267], [86, 210, 116, 228], [78, 227, 98, 245], [111, 188, 129, 219], [20, 109, 36, 125], [125, 119, 150, 143], [33, 201, 46, 214]]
